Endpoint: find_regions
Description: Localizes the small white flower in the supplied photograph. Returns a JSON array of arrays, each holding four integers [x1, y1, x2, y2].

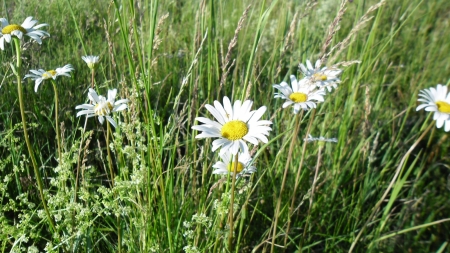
[[75, 88, 129, 128], [24, 64, 74, 92], [81, 55, 100, 69], [192, 96, 272, 155], [416, 84, 450, 131], [212, 151, 256, 178], [299, 59, 342, 92], [0, 16, 49, 50], [273, 75, 326, 114], [304, 134, 338, 143]]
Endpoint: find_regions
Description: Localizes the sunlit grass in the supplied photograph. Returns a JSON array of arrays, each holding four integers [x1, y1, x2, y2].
[[1, 0, 449, 252]]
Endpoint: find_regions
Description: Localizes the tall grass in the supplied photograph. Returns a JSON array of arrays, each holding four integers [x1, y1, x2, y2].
[[0, 0, 449, 252]]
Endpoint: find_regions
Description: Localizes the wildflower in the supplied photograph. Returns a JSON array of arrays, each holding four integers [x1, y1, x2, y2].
[[24, 64, 74, 92], [416, 84, 450, 131], [212, 151, 256, 178], [299, 59, 342, 92], [0, 16, 49, 50], [75, 88, 129, 128], [192, 96, 272, 155], [273, 75, 326, 114], [304, 134, 338, 143], [81, 55, 100, 70]]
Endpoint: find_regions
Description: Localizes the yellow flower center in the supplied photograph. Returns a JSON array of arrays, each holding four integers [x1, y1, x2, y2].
[[1, 24, 27, 35], [87, 62, 96, 69], [227, 162, 244, 173], [221, 120, 248, 140], [42, 70, 57, 79], [94, 101, 114, 116], [289, 92, 308, 103], [313, 73, 328, 81], [436, 101, 450, 113]]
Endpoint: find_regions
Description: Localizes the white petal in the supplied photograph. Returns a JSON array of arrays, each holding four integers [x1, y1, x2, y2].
[[34, 79, 43, 92], [75, 104, 94, 110], [223, 96, 233, 119], [205, 104, 226, 125], [248, 106, 267, 124], [436, 118, 444, 128], [106, 116, 118, 128]]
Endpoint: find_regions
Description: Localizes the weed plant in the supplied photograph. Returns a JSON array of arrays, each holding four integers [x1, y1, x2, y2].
[[0, 0, 449, 252]]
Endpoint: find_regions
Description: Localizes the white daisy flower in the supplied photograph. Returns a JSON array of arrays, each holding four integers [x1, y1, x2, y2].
[[81, 55, 100, 69], [416, 84, 450, 131], [212, 151, 256, 178], [299, 59, 342, 92], [192, 96, 272, 155], [75, 88, 129, 128], [273, 75, 326, 114], [0, 16, 49, 50], [24, 64, 74, 92]]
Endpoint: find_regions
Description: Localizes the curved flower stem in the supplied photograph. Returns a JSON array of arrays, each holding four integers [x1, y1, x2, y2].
[[106, 121, 115, 186], [228, 153, 239, 250], [13, 38, 56, 232], [106, 121, 121, 252], [299, 143, 323, 247], [90, 69, 95, 89], [51, 80, 62, 164], [72, 117, 89, 251], [292, 109, 316, 250], [270, 111, 303, 253]]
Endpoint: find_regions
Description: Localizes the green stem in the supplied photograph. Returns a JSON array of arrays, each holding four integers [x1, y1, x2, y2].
[[106, 121, 115, 186], [292, 109, 316, 250], [106, 121, 121, 253], [270, 112, 302, 253], [51, 80, 62, 165], [91, 69, 95, 89], [228, 153, 239, 250], [72, 117, 88, 251], [13, 37, 56, 232]]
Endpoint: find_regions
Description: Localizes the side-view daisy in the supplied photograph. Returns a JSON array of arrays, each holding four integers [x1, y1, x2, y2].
[[75, 88, 129, 128], [299, 59, 342, 92], [212, 151, 256, 178], [0, 16, 49, 50], [24, 64, 74, 92], [416, 84, 450, 131], [82, 55, 100, 69], [192, 96, 272, 155], [273, 75, 326, 114]]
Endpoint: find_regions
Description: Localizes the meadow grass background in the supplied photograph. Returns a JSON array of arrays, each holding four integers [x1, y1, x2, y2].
[[1, 0, 450, 252]]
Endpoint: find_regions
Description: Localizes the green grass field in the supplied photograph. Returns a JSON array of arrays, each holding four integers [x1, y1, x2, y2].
[[1, 0, 449, 252]]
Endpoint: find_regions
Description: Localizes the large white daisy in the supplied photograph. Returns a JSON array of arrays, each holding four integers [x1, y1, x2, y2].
[[416, 84, 450, 131], [192, 96, 272, 155], [0, 16, 49, 50], [24, 64, 74, 92], [299, 59, 342, 92], [212, 151, 256, 178], [75, 88, 129, 128], [273, 75, 326, 114]]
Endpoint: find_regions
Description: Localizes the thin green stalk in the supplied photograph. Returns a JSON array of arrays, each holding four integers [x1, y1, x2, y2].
[[13, 37, 56, 232], [91, 69, 95, 89], [348, 123, 434, 253], [106, 120, 115, 186], [228, 153, 239, 250], [51, 80, 62, 165], [373, 218, 450, 243], [270, 112, 303, 253], [72, 117, 88, 251], [300, 144, 324, 248], [293, 109, 316, 250], [106, 121, 121, 253]]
